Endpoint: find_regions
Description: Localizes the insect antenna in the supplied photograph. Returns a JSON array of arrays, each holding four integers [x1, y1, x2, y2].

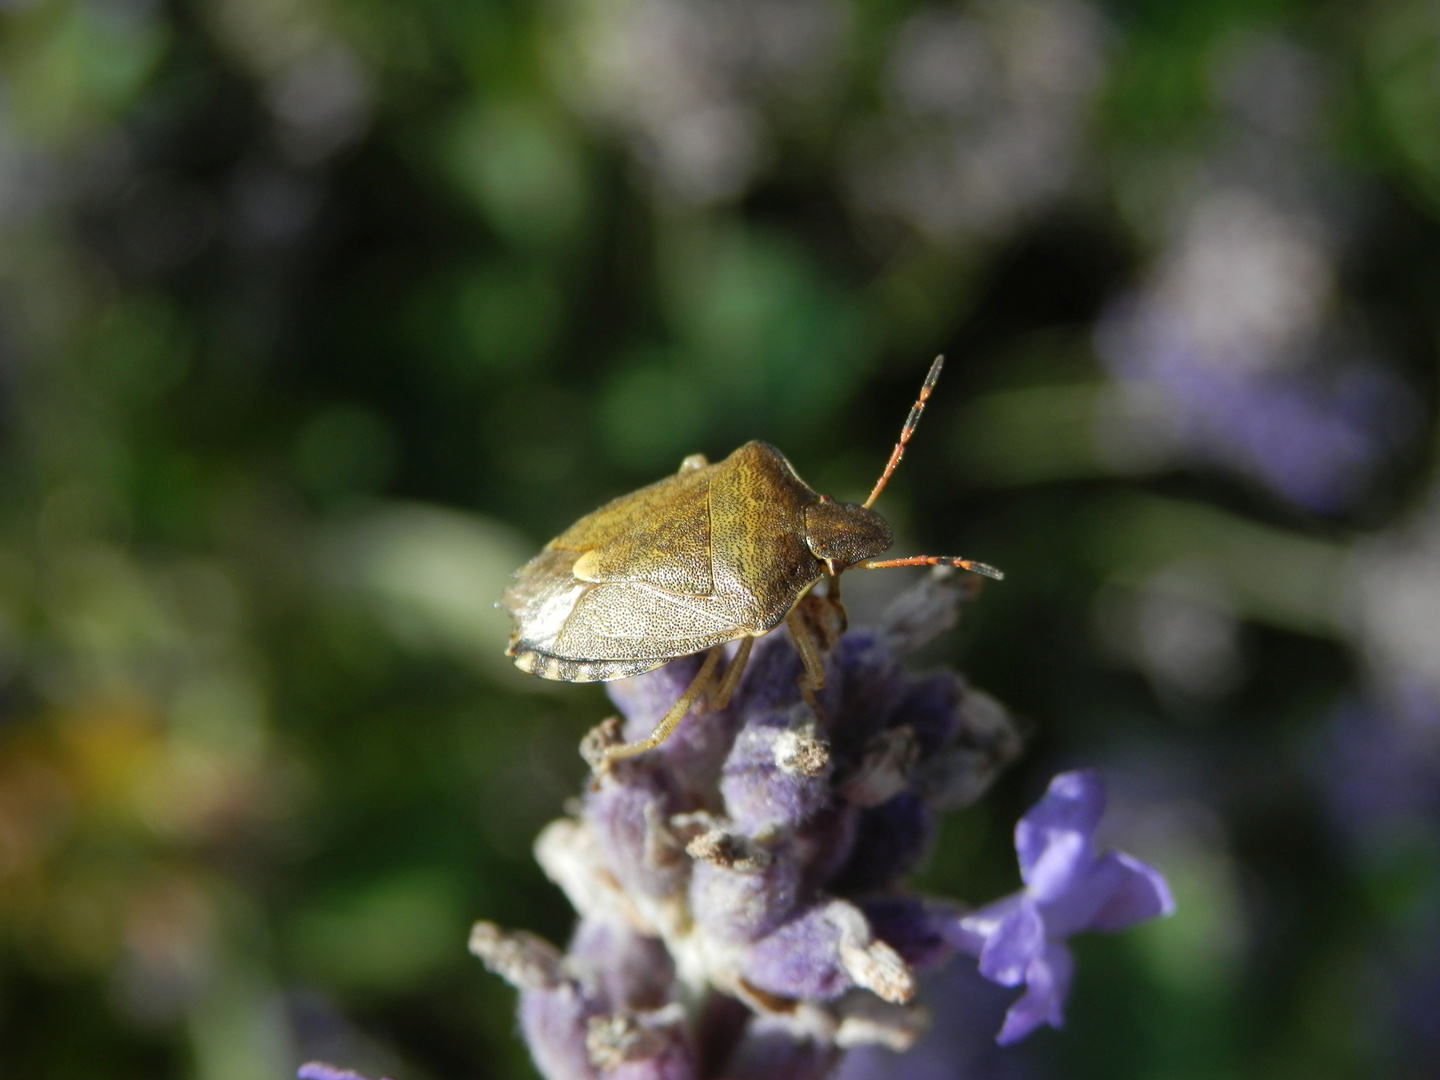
[[855, 357, 1003, 581], [854, 554, 1004, 580], [863, 354, 945, 509]]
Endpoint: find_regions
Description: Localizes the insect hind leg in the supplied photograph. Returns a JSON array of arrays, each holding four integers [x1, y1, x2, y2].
[[707, 635, 754, 712], [591, 646, 725, 771]]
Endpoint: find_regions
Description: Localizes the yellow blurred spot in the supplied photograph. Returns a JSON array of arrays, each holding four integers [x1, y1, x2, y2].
[[55, 698, 164, 816]]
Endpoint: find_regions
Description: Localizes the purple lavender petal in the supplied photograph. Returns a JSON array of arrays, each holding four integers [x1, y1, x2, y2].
[[1084, 852, 1176, 932], [1014, 770, 1104, 899], [971, 897, 1044, 987], [945, 769, 1174, 1044], [1030, 848, 1173, 939], [1033, 849, 1129, 938], [935, 908, 989, 958], [995, 942, 1073, 1045]]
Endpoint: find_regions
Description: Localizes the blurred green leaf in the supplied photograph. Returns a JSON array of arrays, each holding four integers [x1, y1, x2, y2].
[[287, 870, 468, 994], [445, 99, 590, 248]]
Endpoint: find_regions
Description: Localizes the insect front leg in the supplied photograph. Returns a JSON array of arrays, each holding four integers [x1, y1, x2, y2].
[[785, 608, 828, 719], [795, 581, 847, 650]]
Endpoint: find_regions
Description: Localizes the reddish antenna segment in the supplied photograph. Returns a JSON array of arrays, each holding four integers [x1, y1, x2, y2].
[[863, 354, 944, 509], [856, 554, 1004, 580]]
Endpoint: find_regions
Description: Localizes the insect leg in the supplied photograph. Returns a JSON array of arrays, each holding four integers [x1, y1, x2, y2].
[[601, 646, 725, 765], [785, 608, 828, 717], [708, 635, 754, 712]]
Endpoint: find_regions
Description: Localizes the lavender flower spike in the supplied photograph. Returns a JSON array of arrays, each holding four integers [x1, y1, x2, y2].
[[944, 770, 1174, 1044], [475, 568, 1028, 1080]]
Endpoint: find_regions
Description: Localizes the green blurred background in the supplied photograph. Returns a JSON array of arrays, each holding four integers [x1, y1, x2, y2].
[[2, 0, 1439, 1076]]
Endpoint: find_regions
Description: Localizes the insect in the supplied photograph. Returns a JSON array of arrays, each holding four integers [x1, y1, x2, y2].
[[501, 356, 1001, 766]]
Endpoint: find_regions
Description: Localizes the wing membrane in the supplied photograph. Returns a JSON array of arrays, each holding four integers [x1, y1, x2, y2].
[[551, 581, 741, 661]]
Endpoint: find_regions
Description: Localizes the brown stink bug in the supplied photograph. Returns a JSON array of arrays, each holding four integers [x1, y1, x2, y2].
[[501, 356, 1001, 766]]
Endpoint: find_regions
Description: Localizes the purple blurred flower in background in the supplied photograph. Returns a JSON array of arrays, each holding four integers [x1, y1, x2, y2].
[[1312, 508, 1440, 1077], [1327, 512, 1440, 844], [551, 0, 849, 207], [1096, 286, 1404, 514], [460, 571, 1172, 1080], [845, 0, 1108, 247], [1315, 687, 1440, 1076], [1094, 37, 1415, 514], [1320, 690, 1440, 845], [299, 1063, 394, 1080]]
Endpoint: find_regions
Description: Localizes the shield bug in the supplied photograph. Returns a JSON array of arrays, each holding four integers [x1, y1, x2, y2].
[[501, 356, 1001, 767]]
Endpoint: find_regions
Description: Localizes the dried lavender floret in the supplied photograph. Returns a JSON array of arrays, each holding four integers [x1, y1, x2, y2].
[[720, 705, 834, 832], [689, 835, 806, 944], [741, 898, 915, 1004]]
